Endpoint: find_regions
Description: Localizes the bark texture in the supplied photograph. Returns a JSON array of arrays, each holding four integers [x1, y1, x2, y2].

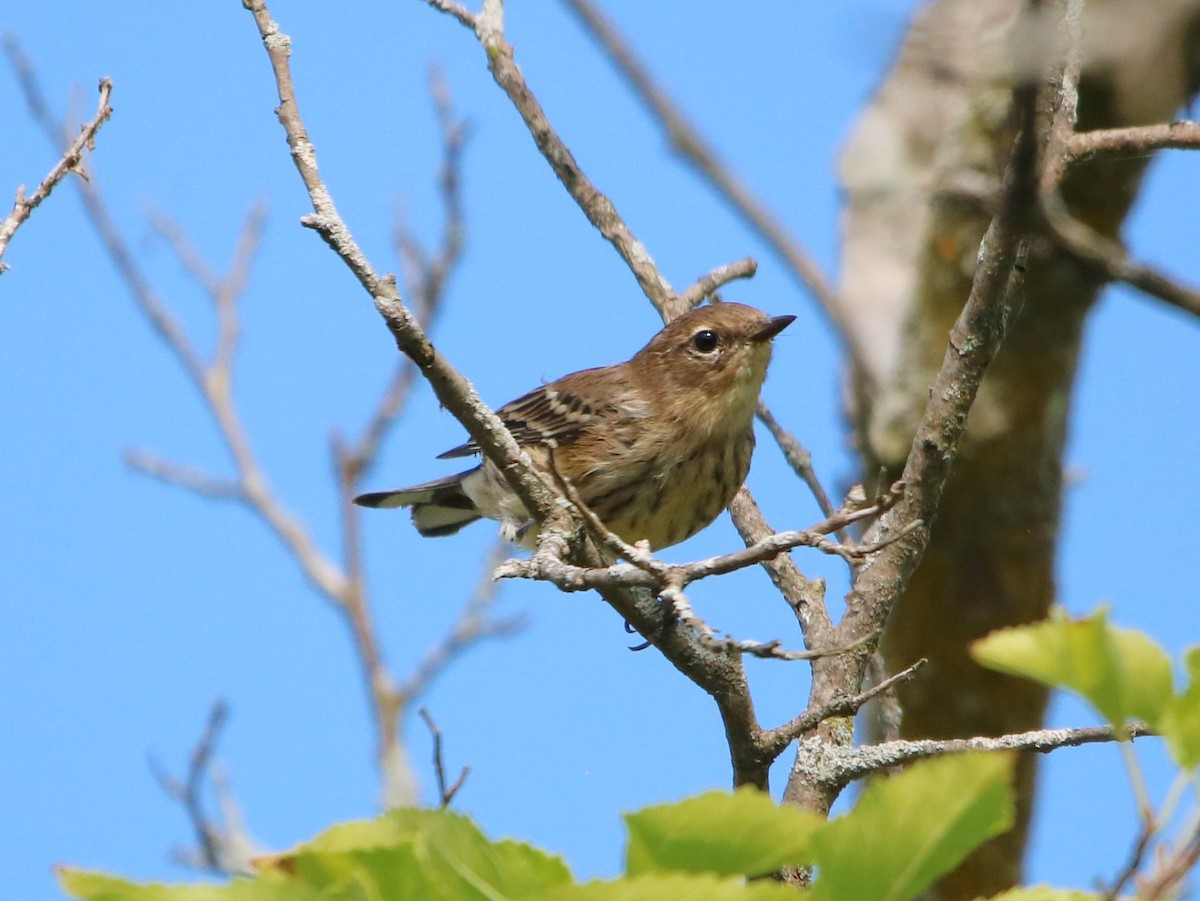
[[838, 1, 1200, 896]]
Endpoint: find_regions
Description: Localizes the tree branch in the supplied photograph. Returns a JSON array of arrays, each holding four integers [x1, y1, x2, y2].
[[150, 701, 260, 875], [422, 0, 681, 318], [830, 723, 1153, 788], [243, 0, 560, 532], [0, 36, 112, 273], [555, 0, 861, 367], [1067, 120, 1200, 164], [786, 78, 1041, 815], [760, 658, 927, 758]]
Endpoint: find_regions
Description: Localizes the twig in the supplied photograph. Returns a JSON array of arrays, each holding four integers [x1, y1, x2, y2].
[[755, 401, 839, 527], [1067, 120, 1200, 164], [244, 0, 561, 531], [348, 70, 470, 484], [395, 64, 469, 323], [1135, 821, 1200, 900], [150, 700, 259, 875], [0, 37, 112, 272], [418, 708, 470, 808], [1103, 818, 1157, 901], [829, 723, 1154, 789], [555, 0, 860, 367], [123, 450, 245, 501], [495, 483, 905, 593], [399, 542, 521, 705], [1043, 196, 1200, 319], [423, 0, 678, 318], [1035, 2, 1200, 319], [761, 658, 926, 757], [329, 72, 475, 807], [675, 257, 758, 311], [785, 78, 1041, 817], [1039, 0, 1084, 195], [726, 489, 833, 643]]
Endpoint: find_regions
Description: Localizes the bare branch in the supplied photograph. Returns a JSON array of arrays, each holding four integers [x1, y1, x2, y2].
[[398, 542, 521, 705], [347, 73, 470, 487], [418, 708, 470, 808], [556, 0, 858, 363], [495, 482, 905, 593], [124, 449, 245, 501], [1043, 197, 1200, 319], [0, 36, 113, 272], [785, 79, 1042, 818], [1067, 120, 1200, 165], [1030, 5, 1200, 321], [761, 658, 927, 758], [726, 489, 833, 643], [243, 0, 561, 531], [830, 723, 1154, 788], [1039, 0, 1084, 195], [1135, 823, 1200, 901], [676, 257, 758, 311], [422, 0, 681, 319], [755, 401, 839, 527], [151, 701, 260, 875], [424, 0, 476, 31]]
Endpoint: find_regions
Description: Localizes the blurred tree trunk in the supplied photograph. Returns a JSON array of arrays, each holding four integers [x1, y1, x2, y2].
[[838, 1, 1200, 896]]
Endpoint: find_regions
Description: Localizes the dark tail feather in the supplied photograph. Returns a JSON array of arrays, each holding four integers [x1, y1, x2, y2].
[[354, 469, 482, 537]]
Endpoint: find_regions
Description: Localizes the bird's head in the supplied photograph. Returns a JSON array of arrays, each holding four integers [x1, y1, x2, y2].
[[633, 302, 794, 424]]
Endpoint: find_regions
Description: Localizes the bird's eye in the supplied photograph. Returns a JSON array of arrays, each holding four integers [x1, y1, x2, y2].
[[691, 329, 719, 353]]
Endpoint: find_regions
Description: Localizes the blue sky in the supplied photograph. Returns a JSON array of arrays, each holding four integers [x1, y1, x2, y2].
[[2, 2, 1198, 899]]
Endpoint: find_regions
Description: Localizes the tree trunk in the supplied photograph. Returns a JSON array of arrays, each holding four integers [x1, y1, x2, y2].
[[838, 1, 1200, 895]]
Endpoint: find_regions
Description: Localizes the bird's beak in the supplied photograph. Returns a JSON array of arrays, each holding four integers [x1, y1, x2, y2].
[[751, 314, 796, 343]]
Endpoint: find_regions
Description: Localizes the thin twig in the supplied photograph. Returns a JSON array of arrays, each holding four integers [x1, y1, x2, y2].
[[1036, 3, 1200, 319], [245, 0, 561, 531], [675, 257, 758, 311], [555, 0, 861, 367], [755, 401, 840, 527], [1066, 120, 1200, 164], [495, 482, 905, 593], [761, 658, 926, 757], [418, 707, 470, 808], [1039, 0, 1084, 195], [399, 542, 521, 705], [830, 722, 1154, 788], [1043, 196, 1200, 319], [0, 37, 113, 272], [150, 701, 259, 875], [423, 0, 678, 317], [1135, 822, 1200, 900], [123, 450, 245, 501], [1103, 818, 1157, 901]]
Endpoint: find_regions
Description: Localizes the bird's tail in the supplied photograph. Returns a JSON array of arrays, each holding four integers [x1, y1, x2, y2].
[[353, 468, 482, 537]]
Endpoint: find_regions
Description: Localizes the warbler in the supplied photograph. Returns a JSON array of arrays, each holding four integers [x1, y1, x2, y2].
[[355, 302, 794, 550]]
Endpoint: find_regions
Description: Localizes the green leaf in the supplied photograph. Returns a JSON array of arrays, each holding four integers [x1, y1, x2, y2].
[[64, 810, 571, 901], [806, 753, 1014, 901], [971, 608, 1174, 730], [1160, 646, 1200, 769], [537, 872, 799, 900], [984, 887, 1101, 901], [58, 869, 310, 901], [623, 787, 822, 878], [285, 809, 571, 899]]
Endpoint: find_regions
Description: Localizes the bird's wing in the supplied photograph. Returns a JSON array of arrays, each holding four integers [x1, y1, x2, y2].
[[437, 375, 618, 459]]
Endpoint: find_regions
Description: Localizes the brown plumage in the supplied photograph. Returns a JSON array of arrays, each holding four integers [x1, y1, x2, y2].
[[355, 303, 794, 550]]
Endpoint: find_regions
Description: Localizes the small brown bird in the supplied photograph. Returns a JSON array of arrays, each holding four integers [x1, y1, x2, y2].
[[355, 303, 793, 550]]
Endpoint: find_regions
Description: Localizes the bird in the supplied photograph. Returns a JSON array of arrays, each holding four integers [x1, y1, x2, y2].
[[354, 302, 794, 551]]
